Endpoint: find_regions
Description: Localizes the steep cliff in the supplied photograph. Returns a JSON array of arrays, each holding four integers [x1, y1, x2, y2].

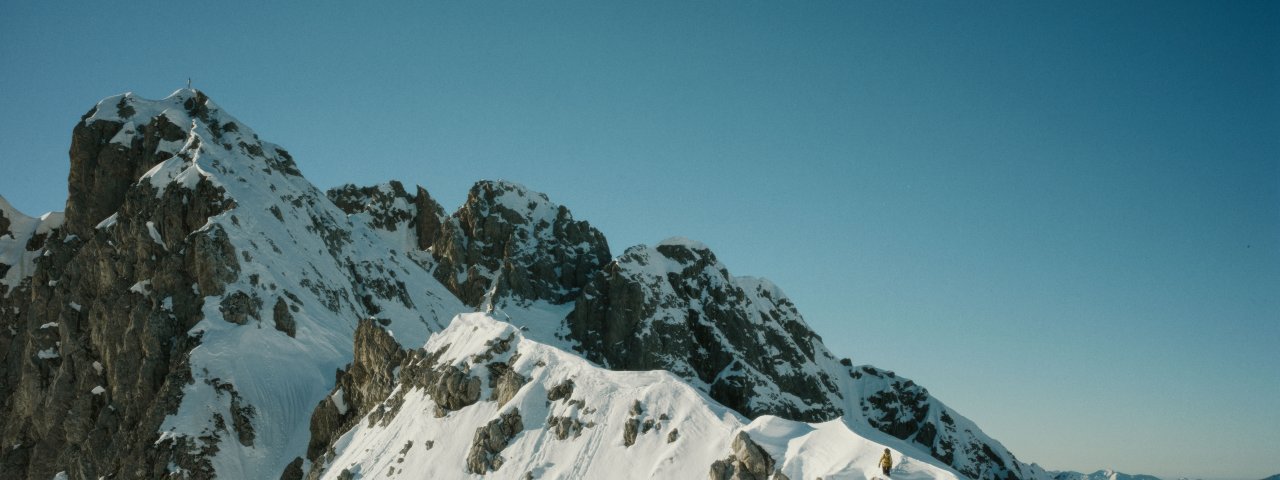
[[567, 238, 843, 422], [429, 180, 611, 307], [0, 89, 464, 479]]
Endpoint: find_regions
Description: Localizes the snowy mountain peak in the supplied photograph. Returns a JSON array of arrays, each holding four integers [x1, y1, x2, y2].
[[2, 89, 464, 479], [464, 180, 560, 226], [4, 89, 1059, 480], [64, 88, 301, 238], [84, 89, 224, 130]]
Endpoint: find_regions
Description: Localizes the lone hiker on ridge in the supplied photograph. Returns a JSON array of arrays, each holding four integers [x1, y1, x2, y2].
[[879, 448, 893, 478]]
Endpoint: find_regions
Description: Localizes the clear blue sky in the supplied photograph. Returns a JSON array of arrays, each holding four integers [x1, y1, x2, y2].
[[2, 2, 1276, 478]]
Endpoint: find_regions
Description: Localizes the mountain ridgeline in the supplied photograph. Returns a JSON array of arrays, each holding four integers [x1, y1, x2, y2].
[[1, 90, 1047, 479]]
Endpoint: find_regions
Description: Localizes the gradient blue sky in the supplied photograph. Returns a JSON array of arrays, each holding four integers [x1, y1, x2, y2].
[[2, 2, 1276, 478]]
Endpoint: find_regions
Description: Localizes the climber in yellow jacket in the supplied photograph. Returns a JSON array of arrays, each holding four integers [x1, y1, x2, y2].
[[879, 448, 893, 477]]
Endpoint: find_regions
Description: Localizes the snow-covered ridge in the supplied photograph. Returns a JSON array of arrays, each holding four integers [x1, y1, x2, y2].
[[313, 313, 966, 480]]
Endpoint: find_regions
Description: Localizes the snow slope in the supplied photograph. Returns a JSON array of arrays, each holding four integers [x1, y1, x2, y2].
[[313, 313, 966, 480]]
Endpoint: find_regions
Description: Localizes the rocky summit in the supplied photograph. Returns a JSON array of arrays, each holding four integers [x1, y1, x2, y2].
[[2, 89, 1049, 480]]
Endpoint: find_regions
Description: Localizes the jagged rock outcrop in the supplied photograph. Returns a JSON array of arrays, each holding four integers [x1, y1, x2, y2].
[[303, 317, 527, 479], [0, 198, 66, 474], [708, 431, 782, 480], [850, 365, 1039, 480], [63, 93, 187, 236], [0, 91, 247, 480], [465, 408, 523, 474], [430, 180, 610, 306], [305, 319, 405, 462], [326, 181, 447, 252], [327, 179, 610, 310], [568, 238, 842, 421]]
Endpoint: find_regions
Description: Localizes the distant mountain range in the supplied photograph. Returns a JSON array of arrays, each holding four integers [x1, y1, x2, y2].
[[1054, 470, 1164, 480]]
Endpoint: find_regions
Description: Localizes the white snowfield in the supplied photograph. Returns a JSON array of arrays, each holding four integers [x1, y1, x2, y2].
[[319, 313, 965, 480]]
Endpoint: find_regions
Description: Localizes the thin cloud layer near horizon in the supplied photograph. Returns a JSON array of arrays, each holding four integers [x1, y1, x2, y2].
[[1, 2, 1276, 479]]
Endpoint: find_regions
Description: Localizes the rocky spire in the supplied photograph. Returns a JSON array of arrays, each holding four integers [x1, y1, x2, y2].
[[567, 238, 843, 421], [430, 180, 610, 307]]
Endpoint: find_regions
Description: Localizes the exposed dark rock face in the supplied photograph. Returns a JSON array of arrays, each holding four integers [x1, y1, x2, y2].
[[546, 378, 574, 402], [623, 401, 643, 447], [303, 320, 527, 478], [546, 415, 585, 440], [64, 99, 185, 236], [849, 365, 1034, 480], [206, 378, 257, 447], [327, 181, 448, 252], [544, 378, 587, 440], [272, 296, 297, 337], [430, 180, 610, 306], [0, 91, 245, 480], [0, 88, 387, 480], [279, 457, 304, 480], [568, 239, 842, 421], [488, 361, 526, 407], [328, 182, 414, 231], [327, 179, 611, 310], [465, 408, 524, 474], [620, 399, 665, 447], [0, 207, 11, 235], [426, 364, 483, 415], [708, 432, 779, 480], [412, 186, 447, 250], [305, 319, 405, 462]]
